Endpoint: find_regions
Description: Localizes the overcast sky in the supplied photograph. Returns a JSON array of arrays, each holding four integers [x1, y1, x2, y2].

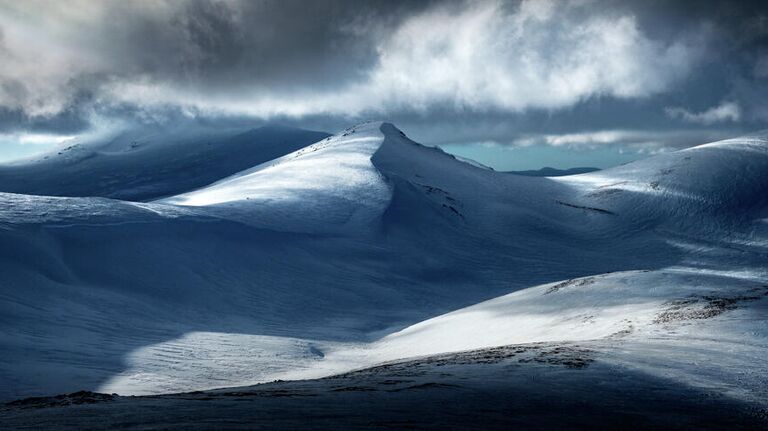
[[0, 0, 767, 168]]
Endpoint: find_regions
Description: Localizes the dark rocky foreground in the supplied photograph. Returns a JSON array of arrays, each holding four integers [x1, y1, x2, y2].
[[2, 342, 765, 430]]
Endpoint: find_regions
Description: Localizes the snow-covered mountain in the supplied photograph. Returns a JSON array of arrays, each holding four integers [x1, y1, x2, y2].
[[0, 122, 766, 427], [0, 124, 329, 201]]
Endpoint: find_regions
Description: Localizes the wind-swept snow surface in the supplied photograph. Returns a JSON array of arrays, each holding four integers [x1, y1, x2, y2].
[[0, 123, 767, 428]]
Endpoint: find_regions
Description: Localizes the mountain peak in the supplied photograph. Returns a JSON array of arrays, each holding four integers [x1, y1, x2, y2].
[[380, 122, 408, 139]]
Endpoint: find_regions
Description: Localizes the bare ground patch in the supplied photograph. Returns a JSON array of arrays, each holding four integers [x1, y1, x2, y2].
[[654, 286, 768, 324], [4, 391, 116, 410], [327, 342, 596, 384], [545, 276, 598, 294]]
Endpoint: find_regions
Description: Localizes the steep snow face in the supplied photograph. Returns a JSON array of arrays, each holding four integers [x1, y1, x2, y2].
[[0, 123, 766, 407], [159, 123, 392, 232], [0, 125, 329, 201]]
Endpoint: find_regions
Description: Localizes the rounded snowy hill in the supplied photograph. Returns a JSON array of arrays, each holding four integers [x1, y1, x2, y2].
[[0, 122, 766, 427], [0, 124, 329, 201], [555, 131, 768, 224]]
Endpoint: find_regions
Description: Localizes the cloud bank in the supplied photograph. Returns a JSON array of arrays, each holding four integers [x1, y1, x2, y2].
[[0, 1, 707, 122], [0, 0, 766, 155]]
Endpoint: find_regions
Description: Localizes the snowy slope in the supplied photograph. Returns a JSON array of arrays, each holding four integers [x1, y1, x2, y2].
[[0, 124, 329, 201], [0, 122, 766, 420], [4, 339, 766, 430], [6, 281, 764, 429], [553, 132, 768, 225]]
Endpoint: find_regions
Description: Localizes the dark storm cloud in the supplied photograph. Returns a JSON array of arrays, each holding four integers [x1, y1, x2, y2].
[[0, 0, 766, 150], [0, 0, 458, 134], [98, 0, 393, 90]]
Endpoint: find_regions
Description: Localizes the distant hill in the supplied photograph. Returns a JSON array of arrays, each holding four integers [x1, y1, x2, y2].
[[507, 166, 600, 176]]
